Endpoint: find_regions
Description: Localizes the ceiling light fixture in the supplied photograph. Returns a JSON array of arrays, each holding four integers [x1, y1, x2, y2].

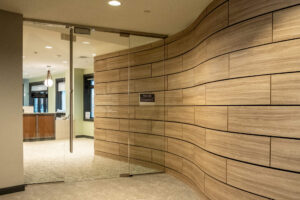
[[62, 61, 68, 64], [82, 41, 90, 45], [108, 0, 121, 6], [92, 53, 96, 57], [45, 46, 53, 49], [44, 66, 53, 87]]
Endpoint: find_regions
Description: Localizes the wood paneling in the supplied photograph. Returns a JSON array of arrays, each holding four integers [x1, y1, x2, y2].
[[134, 77, 165, 92], [130, 64, 152, 79], [165, 152, 183, 172], [182, 124, 205, 148], [95, 83, 107, 95], [129, 119, 151, 134], [95, 69, 119, 83], [229, 0, 300, 24], [271, 73, 300, 105], [182, 42, 207, 71], [228, 106, 300, 138], [206, 76, 271, 105], [95, 118, 119, 130], [167, 138, 194, 161], [95, 140, 120, 155], [94, 60, 107, 72], [130, 46, 164, 66], [274, 5, 300, 41], [194, 54, 229, 85], [195, 106, 227, 131], [205, 175, 268, 200], [168, 69, 194, 90], [166, 106, 195, 124], [165, 122, 182, 139], [106, 81, 130, 94], [94, 129, 106, 140], [227, 160, 300, 200], [105, 130, 129, 144], [151, 121, 165, 136], [135, 106, 165, 120], [151, 61, 164, 77], [182, 85, 205, 105], [165, 56, 182, 75], [207, 14, 272, 58], [38, 115, 55, 138], [230, 39, 300, 78], [133, 133, 164, 150], [182, 159, 205, 192], [23, 115, 36, 139], [271, 138, 300, 172], [206, 130, 270, 166], [165, 90, 182, 105], [194, 147, 227, 182], [106, 55, 128, 70]]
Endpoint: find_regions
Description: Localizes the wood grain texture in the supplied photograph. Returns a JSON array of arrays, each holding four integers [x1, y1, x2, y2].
[[95, 69, 119, 83], [165, 90, 182, 105], [105, 130, 129, 144], [194, 147, 227, 182], [94, 118, 119, 130], [195, 106, 228, 131], [227, 160, 300, 200], [182, 159, 205, 192], [182, 124, 205, 148], [133, 133, 165, 150], [167, 69, 194, 90], [271, 73, 300, 105], [183, 85, 205, 105], [205, 76, 271, 105], [166, 106, 195, 124], [228, 106, 300, 138], [23, 115, 36, 139], [106, 54, 128, 70], [164, 56, 182, 75], [230, 39, 300, 78], [167, 138, 195, 161], [134, 77, 165, 92], [94, 129, 106, 140], [271, 138, 300, 172], [135, 106, 165, 120], [165, 122, 182, 139], [130, 64, 152, 79], [182, 42, 207, 71], [151, 121, 165, 136], [94, 60, 107, 72], [151, 61, 164, 77], [194, 54, 229, 85], [207, 14, 272, 58], [37, 115, 55, 138], [205, 175, 268, 200], [165, 152, 183, 172], [129, 119, 151, 134], [95, 140, 120, 155], [206, 130, 270, 166], [229, 0, 300, 24], [130, 46, 164, 66], [274, 5, 300, 41]]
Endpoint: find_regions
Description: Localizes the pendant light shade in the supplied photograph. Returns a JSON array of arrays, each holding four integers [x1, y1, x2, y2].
[[44, 67, 53, 87]]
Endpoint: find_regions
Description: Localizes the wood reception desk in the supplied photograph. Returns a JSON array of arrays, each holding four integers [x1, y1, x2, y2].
[[23, 114, 55, 140]]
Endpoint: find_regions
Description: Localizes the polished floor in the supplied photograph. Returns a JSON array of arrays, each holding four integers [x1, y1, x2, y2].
[[24, 138, 157, 184], [1, 174, 205, 200]]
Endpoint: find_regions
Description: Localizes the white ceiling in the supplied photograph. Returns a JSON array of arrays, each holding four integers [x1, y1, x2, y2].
[[23, 22, 160, 79], [0, 0, 212, 35]]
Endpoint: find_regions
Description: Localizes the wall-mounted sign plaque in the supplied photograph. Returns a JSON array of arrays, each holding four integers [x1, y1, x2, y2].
[[140, 94, 155, 105]]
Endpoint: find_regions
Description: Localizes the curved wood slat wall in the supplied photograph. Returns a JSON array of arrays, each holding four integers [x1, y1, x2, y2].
[[94, 0, 300, 199]]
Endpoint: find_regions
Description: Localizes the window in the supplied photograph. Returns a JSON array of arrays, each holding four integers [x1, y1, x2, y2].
[[84, 74, 94, 121], [56, 78, 66, 115], [29, 82, 48, 113]]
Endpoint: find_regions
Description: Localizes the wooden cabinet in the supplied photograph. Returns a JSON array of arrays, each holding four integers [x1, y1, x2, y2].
[[23, 114, 55, 140]]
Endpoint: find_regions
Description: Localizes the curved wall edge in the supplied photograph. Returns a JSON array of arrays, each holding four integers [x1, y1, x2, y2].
[[94, 0, 300, 199]]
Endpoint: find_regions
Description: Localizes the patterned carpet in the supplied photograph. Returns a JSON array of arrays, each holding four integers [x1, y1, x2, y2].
[[23, 138, 158, 184]]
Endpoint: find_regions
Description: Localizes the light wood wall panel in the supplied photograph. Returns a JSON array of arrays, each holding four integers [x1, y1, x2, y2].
[[206, 130, 270, 166], [130, 46, 164, 66], [164, 56, 182, 75], [182, 159, 205, 192], [134, 77, 165, 92], [271, 73, 300, 105], [165, 122, 182, 139], [271, 138, 300, 172], [95, 118, 119, 130], [165, 152, 182, 172], [206, 14, 272, 59], [182, 85, 205, 105], [205, 175, 268, 200], [230, 39, 300, 78], [166, 106, 195, 124], [168, 69, 194, 90], [228, 106, 300, 138], [194, 54, 229, 85], [130, 64, 152, 79], [182, 124, 205, 148], [227, 160, 300, 200], [135, 106, 165, 121], [206, 76, 271, 105], [106, 54, 128, 70], [195, 106, 227, 131], [95, 69, 119, 83], [274, 5, 300, 41], [229, 0, 300, 24]]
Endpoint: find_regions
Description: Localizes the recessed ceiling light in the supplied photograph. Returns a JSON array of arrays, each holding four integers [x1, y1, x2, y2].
[[92, 53, 96, 57], [82, 41, 90, 45], [23, 56, 25, 59], [62, 61, 68, 64], [45, 46, 53, 49], [108, 0, 121, 6]]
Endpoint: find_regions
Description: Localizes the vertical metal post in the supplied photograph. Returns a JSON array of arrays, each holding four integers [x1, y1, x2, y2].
[[69, 27, 73, 153]]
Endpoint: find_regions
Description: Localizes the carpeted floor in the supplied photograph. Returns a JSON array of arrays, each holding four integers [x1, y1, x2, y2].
[[1, 174, 206, 200], [24, 138, 158, 184]]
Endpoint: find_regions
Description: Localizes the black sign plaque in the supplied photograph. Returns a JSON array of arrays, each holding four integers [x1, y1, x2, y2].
[[140, 94, 155, 103]]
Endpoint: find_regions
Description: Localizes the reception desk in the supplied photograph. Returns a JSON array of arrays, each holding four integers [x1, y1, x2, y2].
[[23, 113, 56, 140]]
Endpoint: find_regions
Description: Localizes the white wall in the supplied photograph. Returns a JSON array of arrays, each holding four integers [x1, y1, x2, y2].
[[0, 9, 24, 188]]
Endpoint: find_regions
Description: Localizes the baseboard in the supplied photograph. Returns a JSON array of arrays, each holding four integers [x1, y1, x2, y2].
[[0, 184, 25, 196], [75, 135, 94, 139]]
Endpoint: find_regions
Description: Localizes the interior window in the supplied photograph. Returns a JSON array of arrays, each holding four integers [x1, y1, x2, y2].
[[56, 78, 66, 115], [84, 74, 94, 121], [29, 82, 48, 113]]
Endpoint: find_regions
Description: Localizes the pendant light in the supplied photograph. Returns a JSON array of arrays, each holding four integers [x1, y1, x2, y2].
[[44, 66, 53, 87]]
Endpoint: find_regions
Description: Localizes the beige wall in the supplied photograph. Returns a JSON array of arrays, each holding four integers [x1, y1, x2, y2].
[[0, 10, 24, 188]]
